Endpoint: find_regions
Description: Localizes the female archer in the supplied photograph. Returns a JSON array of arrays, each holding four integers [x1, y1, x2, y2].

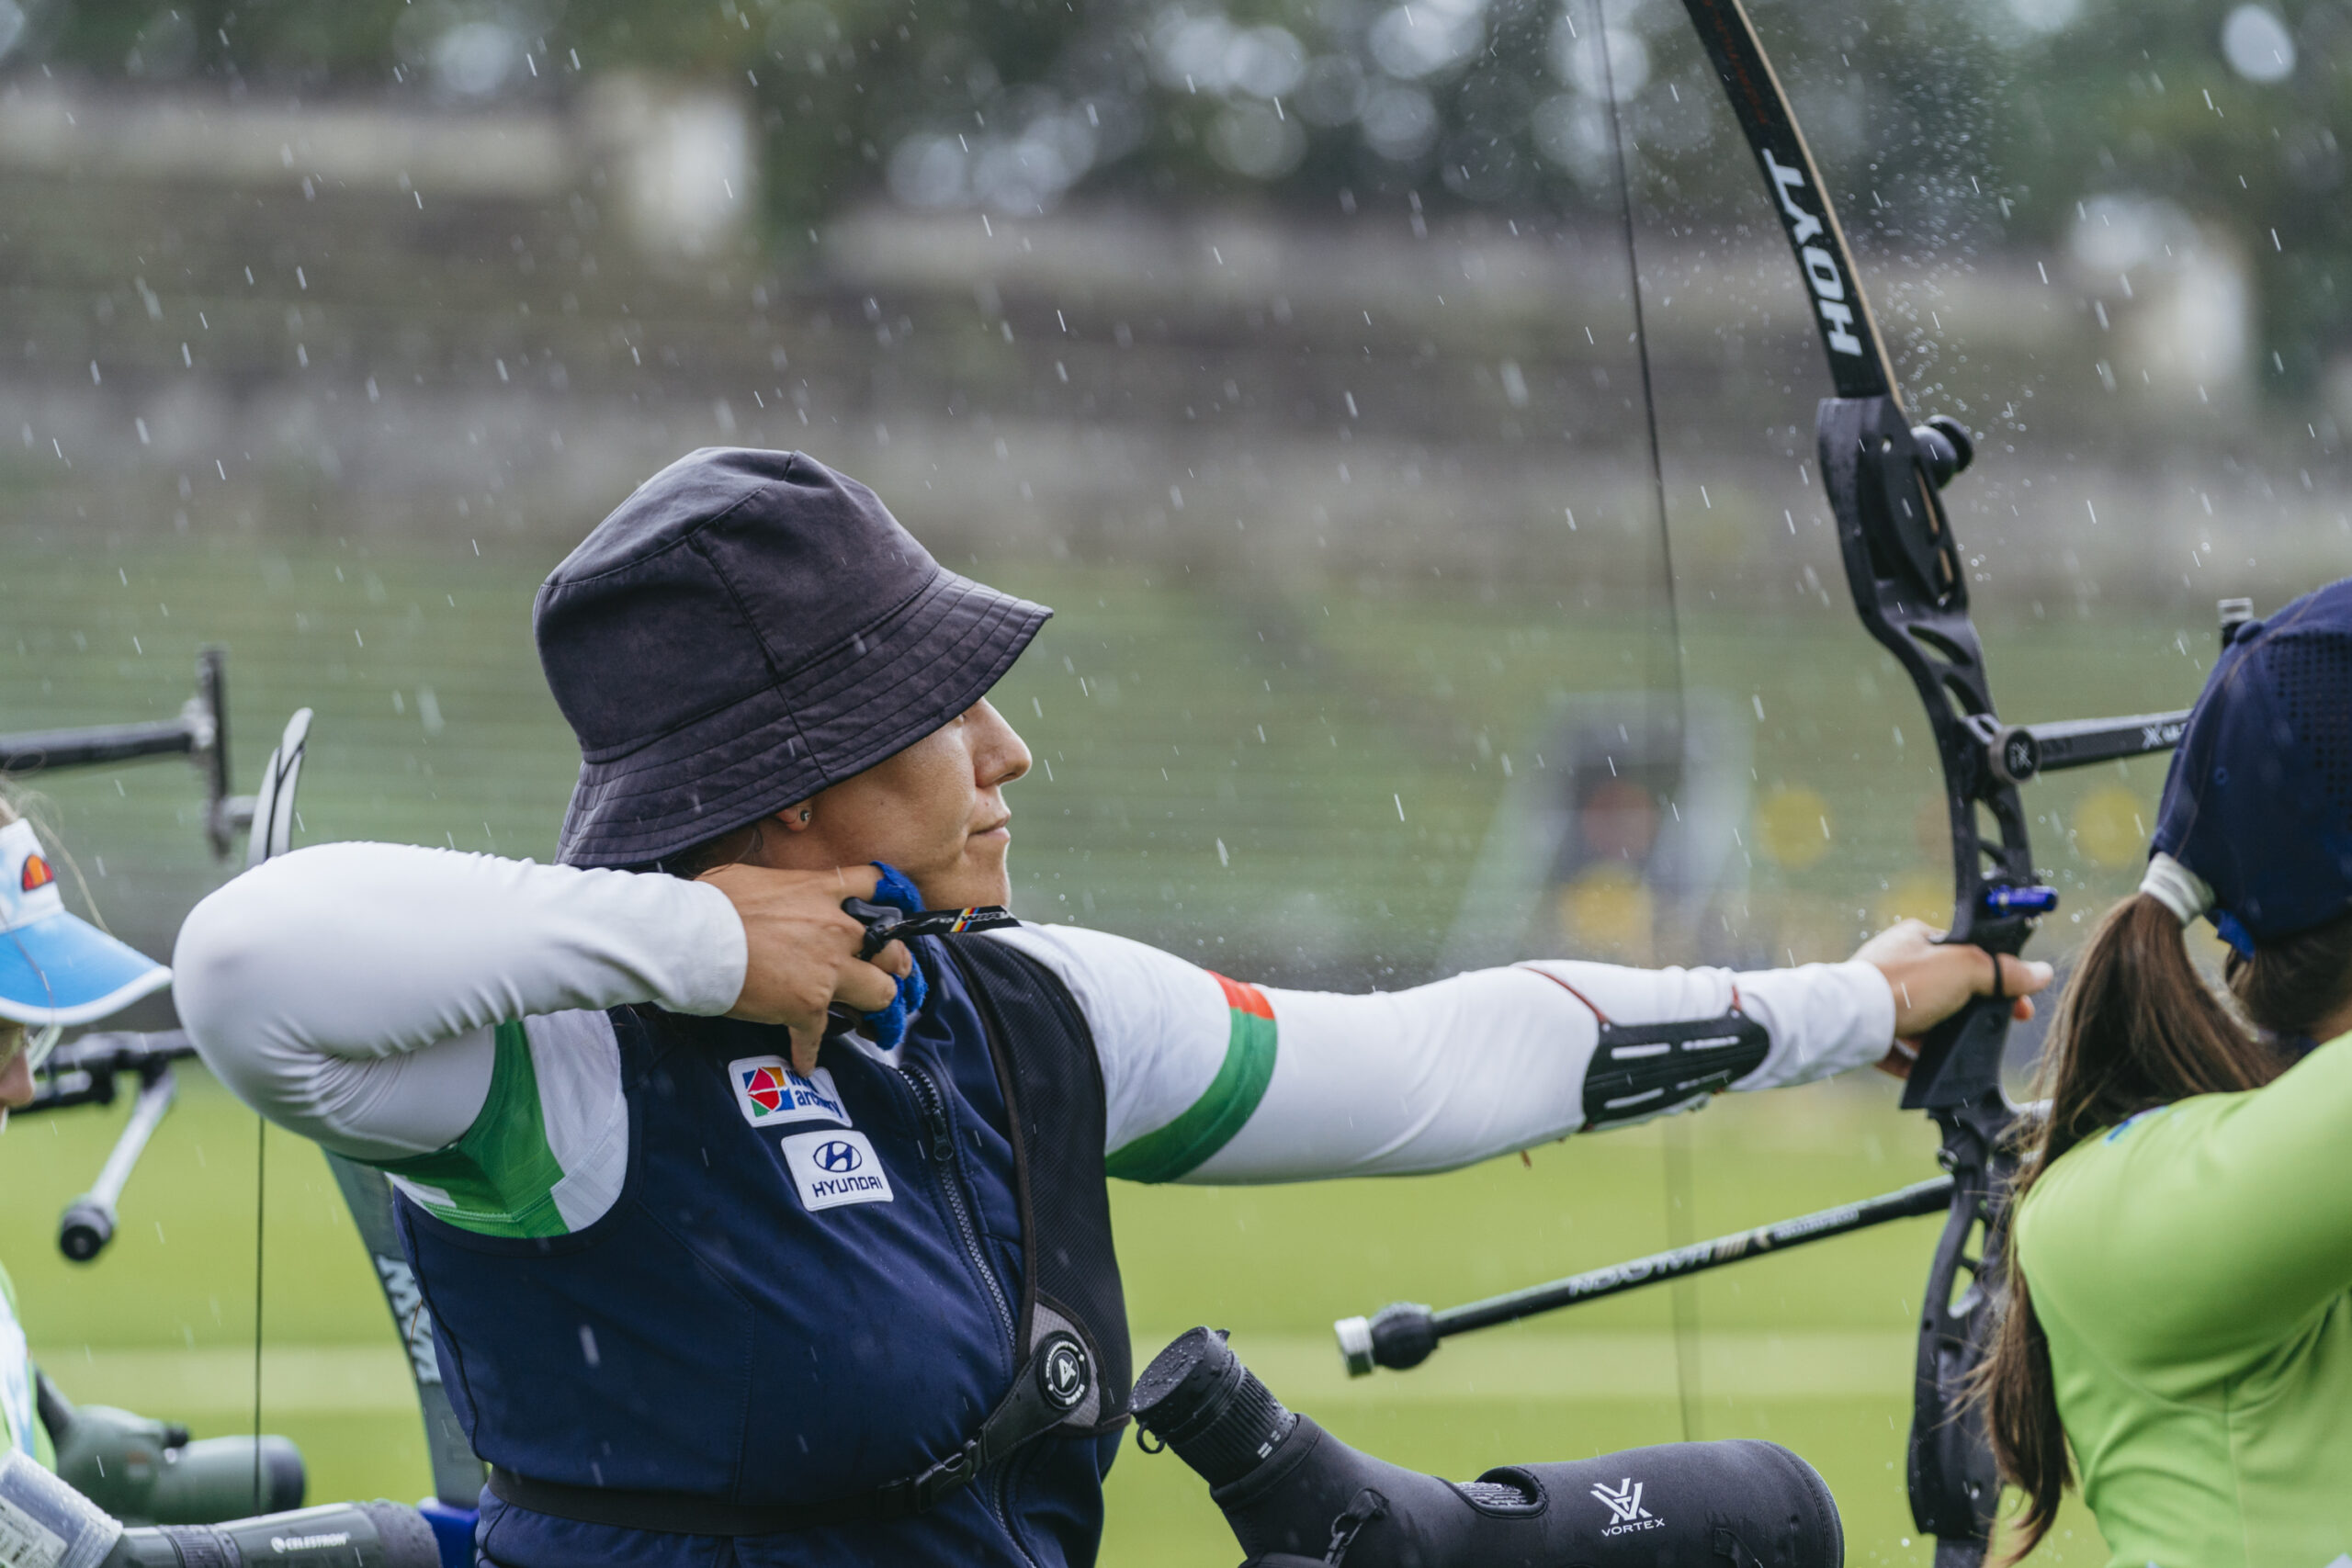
[[175, 447, 2045, 1568], [1983, 576, 2352, 1566]]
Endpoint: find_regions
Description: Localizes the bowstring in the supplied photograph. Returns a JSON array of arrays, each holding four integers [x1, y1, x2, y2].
[[253, 1112, 266, 1510], [1589, 0, 1702, 1444]]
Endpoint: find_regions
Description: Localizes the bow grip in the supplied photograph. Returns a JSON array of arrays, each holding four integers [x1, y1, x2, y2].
[[1899, 987, 2015, 1113]]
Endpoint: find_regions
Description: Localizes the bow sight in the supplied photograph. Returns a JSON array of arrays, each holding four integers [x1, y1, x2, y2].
[[0, 648, 256, 860]]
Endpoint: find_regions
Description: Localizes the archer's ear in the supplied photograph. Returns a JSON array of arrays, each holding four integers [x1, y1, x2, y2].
[[776, 803, 816, 832]]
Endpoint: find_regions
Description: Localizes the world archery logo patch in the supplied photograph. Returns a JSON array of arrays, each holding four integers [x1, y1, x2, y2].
[[19, 853, 51, 894], [727, 1057, 851, 1130]]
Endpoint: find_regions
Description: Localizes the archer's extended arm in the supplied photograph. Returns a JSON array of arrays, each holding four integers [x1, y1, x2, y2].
[[175, 841, 1896, 1190], [997, 925, 1896, 1183]]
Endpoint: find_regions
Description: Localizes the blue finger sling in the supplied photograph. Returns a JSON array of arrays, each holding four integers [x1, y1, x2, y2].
[[858, 862, 930, 1049]]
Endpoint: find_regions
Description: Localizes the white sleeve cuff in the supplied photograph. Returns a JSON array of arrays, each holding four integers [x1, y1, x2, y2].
[[1725, 959, 1896, 1089], [662, 876, 751, 1016]]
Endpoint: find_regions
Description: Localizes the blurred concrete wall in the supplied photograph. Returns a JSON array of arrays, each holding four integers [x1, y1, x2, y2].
[[3, 74, 2345, 611]]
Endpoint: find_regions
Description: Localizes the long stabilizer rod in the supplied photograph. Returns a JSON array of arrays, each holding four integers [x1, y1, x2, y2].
[[1336, 1174, 1954, 1375], [57, 1067, 180, 1263]]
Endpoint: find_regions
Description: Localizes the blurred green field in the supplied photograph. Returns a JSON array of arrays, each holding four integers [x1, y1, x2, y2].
[[0, 529, 2201, 1564], [0, 1069, 2113, 1564]]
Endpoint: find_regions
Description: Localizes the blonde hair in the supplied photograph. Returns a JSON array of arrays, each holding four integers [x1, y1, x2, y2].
[[0, 791, 23, 1063], [0, 781, 117, 937]]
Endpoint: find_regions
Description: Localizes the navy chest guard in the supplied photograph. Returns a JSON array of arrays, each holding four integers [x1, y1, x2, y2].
[[407, 935, 1130, 1539]]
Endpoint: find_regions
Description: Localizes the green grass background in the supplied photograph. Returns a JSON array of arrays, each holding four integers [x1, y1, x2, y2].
[[0, 531, 2216, 1564]]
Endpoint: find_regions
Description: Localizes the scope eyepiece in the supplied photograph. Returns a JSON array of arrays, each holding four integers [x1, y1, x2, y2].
[[1130, 1327, 1298, 1489]]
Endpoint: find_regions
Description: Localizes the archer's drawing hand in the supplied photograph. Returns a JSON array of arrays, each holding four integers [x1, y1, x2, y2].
[[699, 863, 913, 1074], [1850, 918, 2052, 1079]]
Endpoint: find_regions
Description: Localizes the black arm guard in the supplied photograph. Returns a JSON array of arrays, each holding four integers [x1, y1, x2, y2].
[[1582, 1011, 1771, 1131]]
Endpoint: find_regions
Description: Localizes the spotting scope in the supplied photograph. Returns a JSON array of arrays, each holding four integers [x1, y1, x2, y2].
[[0, 1450, 437, 1568], [1130, 1327, 1843, 1567]]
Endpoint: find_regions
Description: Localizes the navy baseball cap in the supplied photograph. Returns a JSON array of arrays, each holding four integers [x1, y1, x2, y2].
[[2150, 577, 2352, 953]]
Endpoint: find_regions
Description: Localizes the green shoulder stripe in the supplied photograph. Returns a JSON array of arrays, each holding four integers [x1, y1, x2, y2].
[[378, 1020, 570, 1238], [1107, 974, 1277, 1183]]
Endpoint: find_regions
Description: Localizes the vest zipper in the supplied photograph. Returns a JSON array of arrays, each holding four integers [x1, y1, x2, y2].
[[899, 1061, 1018, 1358], [901, 1061, 1043, 1567], [989, 1444, 1046, 1568]]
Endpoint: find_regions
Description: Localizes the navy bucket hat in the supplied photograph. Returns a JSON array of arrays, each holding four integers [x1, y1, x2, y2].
[[536, 448, 1051, 869], [2149, 576, 2352, 952]]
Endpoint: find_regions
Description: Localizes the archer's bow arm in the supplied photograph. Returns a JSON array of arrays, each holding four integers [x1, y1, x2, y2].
[[175, 842, 1894, 1187]]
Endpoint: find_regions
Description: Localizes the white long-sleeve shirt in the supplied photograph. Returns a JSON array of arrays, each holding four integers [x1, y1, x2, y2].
[[173, 842, 1895, 1233]]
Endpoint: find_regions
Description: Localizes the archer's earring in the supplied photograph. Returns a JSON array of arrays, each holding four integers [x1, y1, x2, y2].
[[797, 808, 812, 823]]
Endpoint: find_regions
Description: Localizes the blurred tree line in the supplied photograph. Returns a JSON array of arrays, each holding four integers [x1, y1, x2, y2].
[[6, 0, 2346, 390]]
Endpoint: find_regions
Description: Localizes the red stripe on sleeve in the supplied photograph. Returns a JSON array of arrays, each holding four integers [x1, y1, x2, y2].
[[1210, 972, 1275, 1020]]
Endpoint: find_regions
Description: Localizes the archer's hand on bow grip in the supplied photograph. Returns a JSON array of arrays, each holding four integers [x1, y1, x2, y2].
[[1890, 958, 2045, 1110], [1856, 920, 2051, 1089]]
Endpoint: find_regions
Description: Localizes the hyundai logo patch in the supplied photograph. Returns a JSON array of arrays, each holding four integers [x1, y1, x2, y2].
[[778, 1129, 894, 1212]]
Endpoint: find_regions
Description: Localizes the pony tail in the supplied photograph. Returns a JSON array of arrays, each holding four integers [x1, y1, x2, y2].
[[2033, 894, 2267, 1158], [1977, 892, 2269, 1562], [1981, 1261, 2064, 1562]]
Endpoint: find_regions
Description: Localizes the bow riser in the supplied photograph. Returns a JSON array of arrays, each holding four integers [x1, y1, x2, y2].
[[1824, 391, 2028, 1567], [1820, 397, 2040, 1060], [1909, 1111, 2011, 1561]]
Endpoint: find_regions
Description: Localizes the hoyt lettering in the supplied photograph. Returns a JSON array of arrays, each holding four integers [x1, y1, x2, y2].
[[1760, 149, 1863, 356]]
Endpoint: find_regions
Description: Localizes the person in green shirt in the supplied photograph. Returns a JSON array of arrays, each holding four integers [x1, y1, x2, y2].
[[1981, 577, 2352, 1568]]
